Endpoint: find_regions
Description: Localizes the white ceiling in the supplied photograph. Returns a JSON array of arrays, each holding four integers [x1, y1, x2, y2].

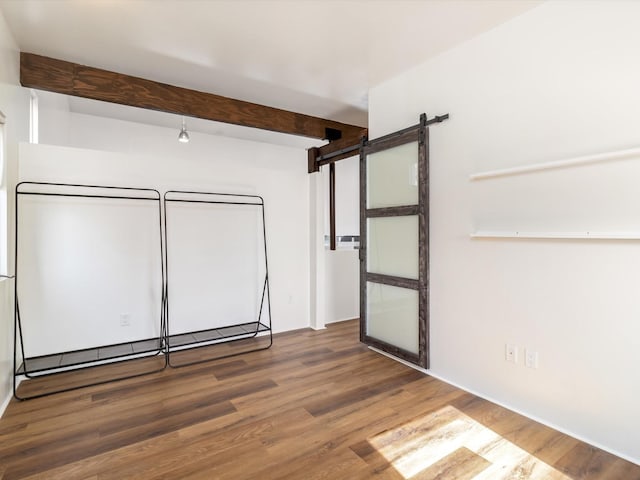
[[0, 0, 540, 147]]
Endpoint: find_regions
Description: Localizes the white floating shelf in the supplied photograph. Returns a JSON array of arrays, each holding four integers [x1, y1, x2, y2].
[[470, 146, 640, 181], [471, 231, 640, 240]]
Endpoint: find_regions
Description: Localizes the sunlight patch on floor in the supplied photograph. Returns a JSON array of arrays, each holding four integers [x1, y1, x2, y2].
[[368, 405, 572, 479]]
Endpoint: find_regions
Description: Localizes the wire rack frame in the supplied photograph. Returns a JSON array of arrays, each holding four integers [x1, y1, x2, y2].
[[13, 182, 168, 400], [163, 190, 273, 368]]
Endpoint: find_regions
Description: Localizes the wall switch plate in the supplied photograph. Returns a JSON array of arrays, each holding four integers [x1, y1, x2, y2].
[[505, 344, 518, 363], [525, 349, 539, 368], [120, 313, 131, 327]]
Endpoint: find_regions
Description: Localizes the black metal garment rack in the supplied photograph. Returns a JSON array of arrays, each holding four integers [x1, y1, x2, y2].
[[13, 182, 167, 400], [163, 191, 273, 368]]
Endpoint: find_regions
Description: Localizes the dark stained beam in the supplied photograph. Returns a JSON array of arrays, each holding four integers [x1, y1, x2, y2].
[[307, 128, 367, 173], [317, 129, 367, 165], [20, 52, 365, 141], [329, 162, 336, 250], [308, 147, 320, 173]]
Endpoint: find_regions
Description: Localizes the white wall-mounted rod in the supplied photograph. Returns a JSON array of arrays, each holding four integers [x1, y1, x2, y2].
[[469, 146, 640, 181], [470, 231, 640, 240]]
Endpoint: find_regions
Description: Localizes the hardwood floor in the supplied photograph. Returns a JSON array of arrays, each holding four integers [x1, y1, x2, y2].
[[1, 320, 638, 479]]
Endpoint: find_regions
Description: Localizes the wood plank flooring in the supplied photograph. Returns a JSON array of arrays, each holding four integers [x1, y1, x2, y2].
[[1, 320, 638, 479]]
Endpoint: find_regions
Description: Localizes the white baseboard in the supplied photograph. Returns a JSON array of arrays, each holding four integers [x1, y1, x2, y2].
[[0, 377, 20, 419], [368, 347, 640, 467], [326, 317, 358, 325]]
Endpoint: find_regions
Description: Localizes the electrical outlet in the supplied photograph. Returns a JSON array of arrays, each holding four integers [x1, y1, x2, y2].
[[505, 344, 518, 363], [120, 313, 131, 327], [525, 349, 539, 368]]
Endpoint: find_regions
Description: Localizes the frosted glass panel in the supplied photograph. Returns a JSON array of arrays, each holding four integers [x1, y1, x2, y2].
[[367, 141, 419, 208], [367, 215, 419, 279], [366, 282, 419, 354]]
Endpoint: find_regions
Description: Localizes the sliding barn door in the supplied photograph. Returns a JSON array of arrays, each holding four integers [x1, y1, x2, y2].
[[360, 116, 429, 368]]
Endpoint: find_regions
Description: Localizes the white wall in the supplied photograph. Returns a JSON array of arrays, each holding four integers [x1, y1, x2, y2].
[[331, 155, 360, 238], [369, 1, 640, 463], [309, 170, 326, 330], [16, 179, 164, 356], [0, 9, 30, 412], [19, 110, 310, 354], [324, 156, 359, 324], [310, 157, 360, 329], [325, 249, 359, 323]]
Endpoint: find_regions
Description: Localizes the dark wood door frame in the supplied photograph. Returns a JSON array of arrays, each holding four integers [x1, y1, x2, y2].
[[359, 113, 448, 369]]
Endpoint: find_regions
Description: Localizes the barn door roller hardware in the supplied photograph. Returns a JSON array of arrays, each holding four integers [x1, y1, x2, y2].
[[318, 112, 449, 250]]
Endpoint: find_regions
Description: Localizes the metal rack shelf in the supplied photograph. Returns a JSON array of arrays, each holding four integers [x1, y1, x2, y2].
[[14, 182, 166, 400], [13, 185, 274, 399], [163, 190, 273, 368], [16, 337, 163, 375], [167, 322, 270, 349]]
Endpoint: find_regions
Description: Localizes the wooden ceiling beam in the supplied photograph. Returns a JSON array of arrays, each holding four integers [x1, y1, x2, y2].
[[307, 128, 367, 173], [20, 52, 365, 141]]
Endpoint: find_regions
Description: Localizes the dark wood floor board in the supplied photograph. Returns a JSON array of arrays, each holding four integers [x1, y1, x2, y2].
[[3, 377, 277, 478], [13, 369, 206, 421], [270, 446, 369, 480], [389, 382, 469, 424], [450, 392, 514, 426], [2, 370, 232, 451], [400, 372, 462, 399], [257, 387, 472, 479], [88, 363, 219, 402], [85, 363, 268, 416], [449, 392, 583, 469], [221, 372, 418, 478], [103, 408, 316, 480], [277, 351, 408, 394], [228, 352, 369, 399], [2, 395, 166, 452], [317, 389, 411, 434], [211, 346, 366, 384], [26, 408, 254, 480], [2, 389, 93, 424], [14, 355, 167, 399], [324, 357, 416, 390], [1, 320, 638, 480], [22, 407, 310, 480], [228, 355, 392, 416], [14, 327, 322, 408], [152, 439, 269, 480], [322, 378, 464, 436], [303, 371, 422, 418], [555, 443, 640, 480], [167, 340, 278, 367], [154, 411, 321, 480], [2, 400, 238, 480], [108, 436, 267, 480], [599, 459, 640, 480], [254, 397, 430, 480], [19, 430, 187, 480]]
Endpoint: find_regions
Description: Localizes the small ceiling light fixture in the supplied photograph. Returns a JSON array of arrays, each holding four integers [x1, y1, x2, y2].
[[178, 116, 190, 143]]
